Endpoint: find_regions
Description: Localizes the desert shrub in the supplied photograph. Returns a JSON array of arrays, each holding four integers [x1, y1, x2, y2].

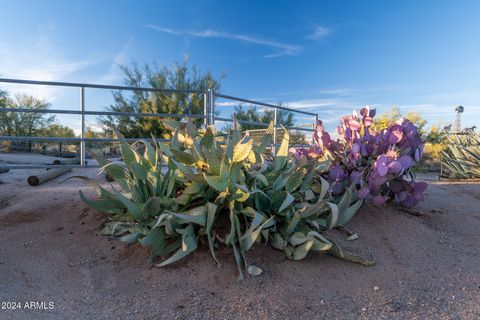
[[75, 107, 427, 278], [441, 133, 480, 179], [422, 142, 446, 171], [75, 119, 375, 279], [418, 125, 450, 171], [290, 106, 427, 208]]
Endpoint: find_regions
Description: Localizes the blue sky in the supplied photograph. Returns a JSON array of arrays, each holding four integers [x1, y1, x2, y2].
[[1, 0, 480, 134]]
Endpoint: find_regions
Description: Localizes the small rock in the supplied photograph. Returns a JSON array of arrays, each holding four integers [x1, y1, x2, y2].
[[373, 286, 379, 291], [361, 307, 367, 311]]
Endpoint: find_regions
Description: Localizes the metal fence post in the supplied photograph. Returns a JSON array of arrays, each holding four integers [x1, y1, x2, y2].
[[272, 107, 278, 154], [232, 112, 238, 130], [203, 92, 209, 127], [80, 87, 86, 167], [209, 89, 215, 126]]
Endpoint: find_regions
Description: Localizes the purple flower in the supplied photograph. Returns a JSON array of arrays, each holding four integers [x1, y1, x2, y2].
[[349, 171, 363, 184], [345, 127, 352, 141], [392, 181, 428, 207], [360, 107, 369, 117], [412, 181, 427, 198], [308, 106, 426, 208], [372, 195, 388, 206], [388, 160, 403, 173], [358, 187, 370, 199], [348, 119, 361, 131], [375, 155, 389, 176], [363, 116, 373, 127], [329, 165, 346, 181], [330, 182, 345, 195], [308, 145, 323, 158], [352, 143, 360, 154], [337, 126, 344, 135], [395, 191, 408, 203], [389, 124, 404, 144], [400, 194, 416, 207], [415, 148, 421, 161], [289, 147, 308, 162], [398, 155, 414, 170], [388, 179, 403, 193]]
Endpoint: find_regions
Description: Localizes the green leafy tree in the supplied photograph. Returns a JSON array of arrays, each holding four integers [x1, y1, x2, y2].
[[370, 107, 402, 132], [84, 125, 115, 156], [372, 107, 451, 169], [100, 61, 223, 139], [371, 106, 427, 136], [41, 123, 75, 138], [0, 89, 7, 107], [0, 94, 54, 136], [85, 125, 110, 139], [424, 124, 449, 144], [405, 112, 427, 135], [0, 93, 54, 152], [234, 105, 295, 130], [40, 123, 76, 156]]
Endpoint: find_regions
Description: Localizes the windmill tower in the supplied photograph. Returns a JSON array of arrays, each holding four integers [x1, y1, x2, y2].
[[453, 105, 464, 133]]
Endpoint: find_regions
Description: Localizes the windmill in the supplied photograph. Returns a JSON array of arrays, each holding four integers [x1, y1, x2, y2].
[[453, 105, 464, 133]]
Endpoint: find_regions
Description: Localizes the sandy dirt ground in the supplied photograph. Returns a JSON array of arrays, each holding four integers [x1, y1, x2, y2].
[[0, 162, 479, 319]]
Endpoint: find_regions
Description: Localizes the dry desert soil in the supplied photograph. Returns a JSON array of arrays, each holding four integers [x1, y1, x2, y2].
[[0, 165, 479, 319]]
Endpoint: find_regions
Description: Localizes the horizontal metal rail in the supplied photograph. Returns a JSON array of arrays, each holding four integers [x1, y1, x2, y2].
[[284, 126, 314, 132], [0, 107, 207, 119], [237, 119, 270, 127], [215, 93, 317, 116], [0, 78, 319, 170], [214, 116, 233, 122], [0, 78, 205, 94], [214, 117, 314, 132]]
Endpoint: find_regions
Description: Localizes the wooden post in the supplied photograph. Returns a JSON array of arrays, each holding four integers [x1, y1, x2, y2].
[[27, 168, 72, 186], [52, 158, 80, 165]]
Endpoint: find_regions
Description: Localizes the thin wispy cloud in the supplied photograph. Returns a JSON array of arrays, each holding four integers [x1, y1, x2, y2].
[[271, 85, 404, 98], [98, 36, 135, 84], [308, 26, 331, 40], [216, 101, 241, 107], [147, 24, 302, 58], [286, 98, 359, 111]]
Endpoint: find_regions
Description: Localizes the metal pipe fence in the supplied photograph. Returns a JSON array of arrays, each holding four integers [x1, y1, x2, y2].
[[0, 78, 318, 169]]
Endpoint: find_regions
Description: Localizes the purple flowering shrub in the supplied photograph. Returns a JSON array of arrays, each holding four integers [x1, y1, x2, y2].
[[290, 106, 427, 207]]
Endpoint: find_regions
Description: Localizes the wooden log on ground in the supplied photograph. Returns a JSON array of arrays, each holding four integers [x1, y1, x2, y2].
[[52, 158, 80, 165], [0, 167, 9, 174], [27, 168, 72, 186]]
